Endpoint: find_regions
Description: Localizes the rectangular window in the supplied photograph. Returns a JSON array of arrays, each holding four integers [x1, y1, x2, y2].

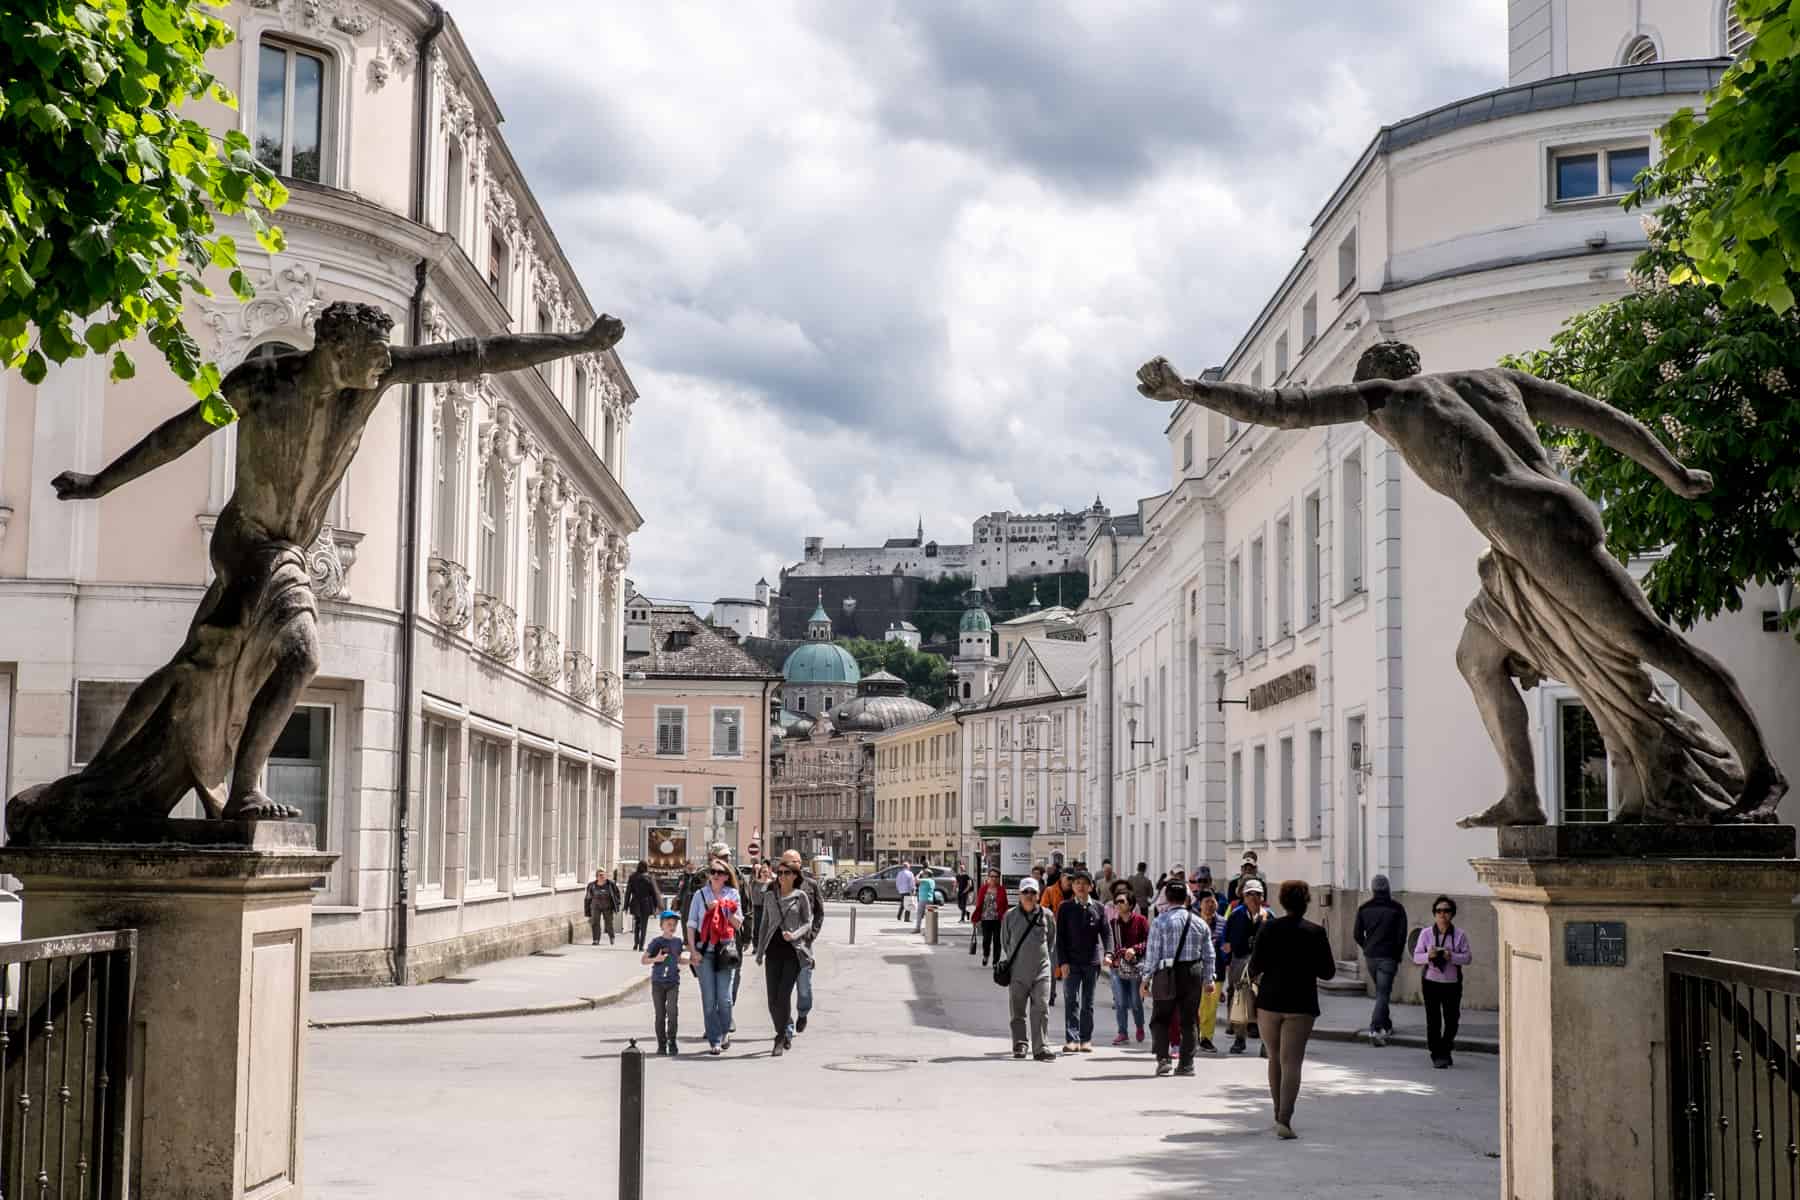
[[488, 233, 509, 301], [1252, 743, 1267, 841], [432, 414, 460, 561], [516, 748, 550, 884], [1303, 492, 1322, 625], [1230, 750, 1243, 841], [1342, 452, 1365, 595], [655, 785, 680, 814], [529, 515, 551, 628], [256, 40, 325, 182], [558, 760, 585, 878], [418, 717, 452, 891], [1275, 515, 1293, 638], [479, 458, 505, 597], [1228, 554, 1242, 654], [973, 777, 986, 816], [1274, 332, 1290, 378], [1187, 637, 1200, 748], [1158, 664, 1169, 753], [1558, 700, 1610, 823], [444, 139, 465, 240], [1250, 536, 1267, 651], [655, 707, 687, 756], [1552, 145, 1651, 202], [468, 735, 504, 887], [1181, 430, 1194, 470], [1301, 296, 1318, 348], [712, 708, 743, 757], [1337, 229, 1357, 294], [1278, 735, 1295, 840], [714, 786, 737, 827], [1308, 728, 1323, 839]]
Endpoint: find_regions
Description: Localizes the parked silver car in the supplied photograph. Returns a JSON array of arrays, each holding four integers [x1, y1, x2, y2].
[[843, 865, 960, 905]]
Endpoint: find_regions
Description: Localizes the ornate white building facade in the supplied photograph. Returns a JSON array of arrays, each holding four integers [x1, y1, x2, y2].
[[786, 501, 1112, 590], [1082, 7, 1797, 1007], [0, 0, 639, 985]]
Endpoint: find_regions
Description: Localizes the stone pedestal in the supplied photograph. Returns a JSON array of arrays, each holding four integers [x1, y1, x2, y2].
[[1473, 826, 1800, 1200], [0, 823, 336, 1200]]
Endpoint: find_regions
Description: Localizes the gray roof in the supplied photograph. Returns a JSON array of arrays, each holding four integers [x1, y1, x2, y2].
[[1025, 640, 1092, 696], [625, 603, 783, 679], [831, 693, 936, 733]]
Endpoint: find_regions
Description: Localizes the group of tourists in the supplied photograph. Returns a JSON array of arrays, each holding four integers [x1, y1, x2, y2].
[[968, 851, 1475, 1139], [630, 844, 826, 1058]]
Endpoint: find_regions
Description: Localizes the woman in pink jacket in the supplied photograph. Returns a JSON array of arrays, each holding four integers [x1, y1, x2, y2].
[[1413, 894, 1473, 1069], [971, 868, 1009, 967]]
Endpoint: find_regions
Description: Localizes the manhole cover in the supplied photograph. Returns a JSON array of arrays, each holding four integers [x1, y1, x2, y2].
[[822, 1055, 920, 1074]]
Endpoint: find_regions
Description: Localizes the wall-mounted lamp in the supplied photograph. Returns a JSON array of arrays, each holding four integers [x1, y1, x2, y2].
[[1213, 668, 1249, 713]]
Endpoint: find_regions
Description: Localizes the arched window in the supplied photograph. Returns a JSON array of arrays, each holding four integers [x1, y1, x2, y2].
[[529, 504, 552, 627], [1725, 2, 1753, 56], [480, 458, 506, 597], [255, 39, 329, 183], [431, 398, 460, 559], [445, 139, 465, 241], [1622, 35, 1658, 65]]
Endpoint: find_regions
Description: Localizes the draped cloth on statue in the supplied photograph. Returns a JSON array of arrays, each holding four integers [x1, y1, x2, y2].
[[1467, 546, 1743, 824], [7, 539, 316, 843]]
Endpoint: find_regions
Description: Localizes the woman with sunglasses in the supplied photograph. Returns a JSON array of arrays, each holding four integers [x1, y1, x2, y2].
[[685, 859, 744, 1055], [1414, 895, 1473, 1068], [756, 862, 815, 1057]]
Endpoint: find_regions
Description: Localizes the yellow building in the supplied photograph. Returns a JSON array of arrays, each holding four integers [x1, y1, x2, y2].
[[873, 708, 961, 867]]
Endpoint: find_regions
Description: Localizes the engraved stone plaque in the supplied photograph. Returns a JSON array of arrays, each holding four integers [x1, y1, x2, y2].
[[1564, 920, 1627, 967]]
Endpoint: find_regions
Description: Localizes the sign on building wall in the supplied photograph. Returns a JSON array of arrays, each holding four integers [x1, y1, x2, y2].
[[1247, 664, 1317, 712], [644, 826, 688, 871]]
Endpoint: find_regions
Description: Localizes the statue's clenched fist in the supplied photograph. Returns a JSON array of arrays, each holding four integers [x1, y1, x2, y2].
[[1136, 357, 1187, 402], [586, 314, 626, 350], [51, 471, 100, 502]]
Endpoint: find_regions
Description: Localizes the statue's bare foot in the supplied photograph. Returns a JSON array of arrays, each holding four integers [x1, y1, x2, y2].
[[221, 790, 303, 821], [1713, 762, 1790, 825], [1456, 793, 1548, 829]]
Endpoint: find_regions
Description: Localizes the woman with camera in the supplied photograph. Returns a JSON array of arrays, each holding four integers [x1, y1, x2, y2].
[[1414, 894, 1473, 1069], [1246, 880, 1337, 1140]]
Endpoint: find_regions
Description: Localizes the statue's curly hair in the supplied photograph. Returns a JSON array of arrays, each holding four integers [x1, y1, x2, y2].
[[1353, 340, 1422, 382], [314, 301, 395, 345]]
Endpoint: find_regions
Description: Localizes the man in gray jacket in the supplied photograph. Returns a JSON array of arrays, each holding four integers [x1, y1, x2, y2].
[[1000, 878, 1058, 1062]]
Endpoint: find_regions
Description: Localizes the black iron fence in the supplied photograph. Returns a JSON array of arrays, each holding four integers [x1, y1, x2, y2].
[[1666, 950, 1800, 1200], [0, 932, 135, 1200]]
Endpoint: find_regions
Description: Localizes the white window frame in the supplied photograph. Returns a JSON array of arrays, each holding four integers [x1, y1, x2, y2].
[[1548, 141, 1652, 206], [514, 744, 552, 889], [1275, 513, 1294, 640], [1302, 491, 1323, 627], [1252, 742, 1268, 841], [1306, 724, 1324, 840], [655, 784, 683, 813], [1301, 295, 1318, 349], [418, 714, 455, 898], [655, 706, 688, 757], [1342, 451, 1365, 597], [1250, 534, 1267, 652], [250, 36, 338, 185], [1229, 749, 1243, 842], [1278, 733, 1295, 840], [466, 731, 506, 894], [710, 706, 745, 758], [1227, 552, 1243, 655], [1337, 229, 1357, 296]]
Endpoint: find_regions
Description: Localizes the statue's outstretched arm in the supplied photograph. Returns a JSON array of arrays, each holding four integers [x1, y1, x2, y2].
[[50, 401, 218, 502], [384, 314, 625, 388], [1136, 357, 1383, 429], [1506, 369, 1711, 499]]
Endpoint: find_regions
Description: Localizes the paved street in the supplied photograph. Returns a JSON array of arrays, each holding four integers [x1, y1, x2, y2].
[[307, 908, 1500, 1197]]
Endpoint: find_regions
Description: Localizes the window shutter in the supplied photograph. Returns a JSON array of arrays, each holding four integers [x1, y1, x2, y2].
[[657, 709, 685, 755]]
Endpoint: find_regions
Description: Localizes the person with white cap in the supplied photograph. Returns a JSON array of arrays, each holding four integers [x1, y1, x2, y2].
[[1226, 851, 1266, 906], [1223, 877, 1271, 1055], [999, 877, 1058, 1062], [1353, 874, 1410, 1047]]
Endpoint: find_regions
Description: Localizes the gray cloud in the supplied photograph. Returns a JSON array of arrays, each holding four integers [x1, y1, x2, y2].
[[443, 0, 1507, 605]]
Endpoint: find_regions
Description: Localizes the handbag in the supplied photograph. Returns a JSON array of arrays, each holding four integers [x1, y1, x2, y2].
[[1228, 978, 1255, 1027], [1150, 913, 1193, 1003], [993, 912, 1042, 987]]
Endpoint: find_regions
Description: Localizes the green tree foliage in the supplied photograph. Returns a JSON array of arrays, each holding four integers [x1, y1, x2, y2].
[[1, 0, 287, 422], [1632, 0, 1800, 311], [909, 574, 975, 645], [1505, 198, 1800, 633], [840, 637, 950, 708], [986, 572, 1088, 623]]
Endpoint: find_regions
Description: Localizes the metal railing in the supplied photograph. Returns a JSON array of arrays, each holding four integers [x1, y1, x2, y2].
[[1666, 950, 1800, 1200], [0, 932, 136, 1200]]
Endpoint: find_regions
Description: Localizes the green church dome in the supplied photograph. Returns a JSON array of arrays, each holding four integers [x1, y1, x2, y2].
[[959, 608, 993, 634], [783, 641, 862, 685]]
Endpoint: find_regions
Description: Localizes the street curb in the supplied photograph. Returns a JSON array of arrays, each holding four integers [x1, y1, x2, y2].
[[1310, 1026, 1500, 1055], [309, 975, 650, 1029]]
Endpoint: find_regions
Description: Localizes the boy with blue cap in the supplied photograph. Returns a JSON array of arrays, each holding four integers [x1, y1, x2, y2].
[[641, 909, 688, 1055]]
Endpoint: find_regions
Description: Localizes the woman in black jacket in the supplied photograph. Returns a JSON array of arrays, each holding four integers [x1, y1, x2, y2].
[[626, 861, 661, 951], [1247, 879, 1337, 1140]]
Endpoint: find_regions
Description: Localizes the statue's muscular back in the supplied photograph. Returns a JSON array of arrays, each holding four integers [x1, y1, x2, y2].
[[1367, 367, 1606, 561], [220, 351, 384, 550]]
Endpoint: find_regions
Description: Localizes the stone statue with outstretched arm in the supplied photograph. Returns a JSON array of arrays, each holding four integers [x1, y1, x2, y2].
[[1137, 341, 1786, 827], [7, 301, 625, 844]]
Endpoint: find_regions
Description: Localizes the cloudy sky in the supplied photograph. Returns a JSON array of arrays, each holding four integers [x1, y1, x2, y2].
[[446, 0, 1509, 606]]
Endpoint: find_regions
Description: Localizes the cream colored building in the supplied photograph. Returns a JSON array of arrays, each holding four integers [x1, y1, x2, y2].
[[873, 709, 962, 866], [0, 1, 639, 985], [959, 639, 1090, 868], [1083, 11, 1796, 1005]]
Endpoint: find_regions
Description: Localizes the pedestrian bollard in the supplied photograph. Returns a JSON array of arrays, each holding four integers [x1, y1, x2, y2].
[[925, 906, 939, 945], [620, 1039, 644, 1200], [849, 907, 857, 944]]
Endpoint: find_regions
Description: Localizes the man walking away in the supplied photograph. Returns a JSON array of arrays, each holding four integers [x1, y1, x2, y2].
[[1129, 862, 1154, 915], [1055, 871, 1113, 1053], [955, 866, 973, 922], [1353, 875, 1409, 1046], [1000, 878, 1058, 1062], [780, 850, 826, 1036], [896, 860, 916, 923], [1141, 881, 1215, 1077], [913, 868, 938, 932]]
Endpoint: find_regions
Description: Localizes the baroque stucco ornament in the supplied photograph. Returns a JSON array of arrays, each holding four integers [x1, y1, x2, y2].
[[196, 263, 322, 364], [8, 303, 627, 844], [1138, 341, 1789, 828]]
